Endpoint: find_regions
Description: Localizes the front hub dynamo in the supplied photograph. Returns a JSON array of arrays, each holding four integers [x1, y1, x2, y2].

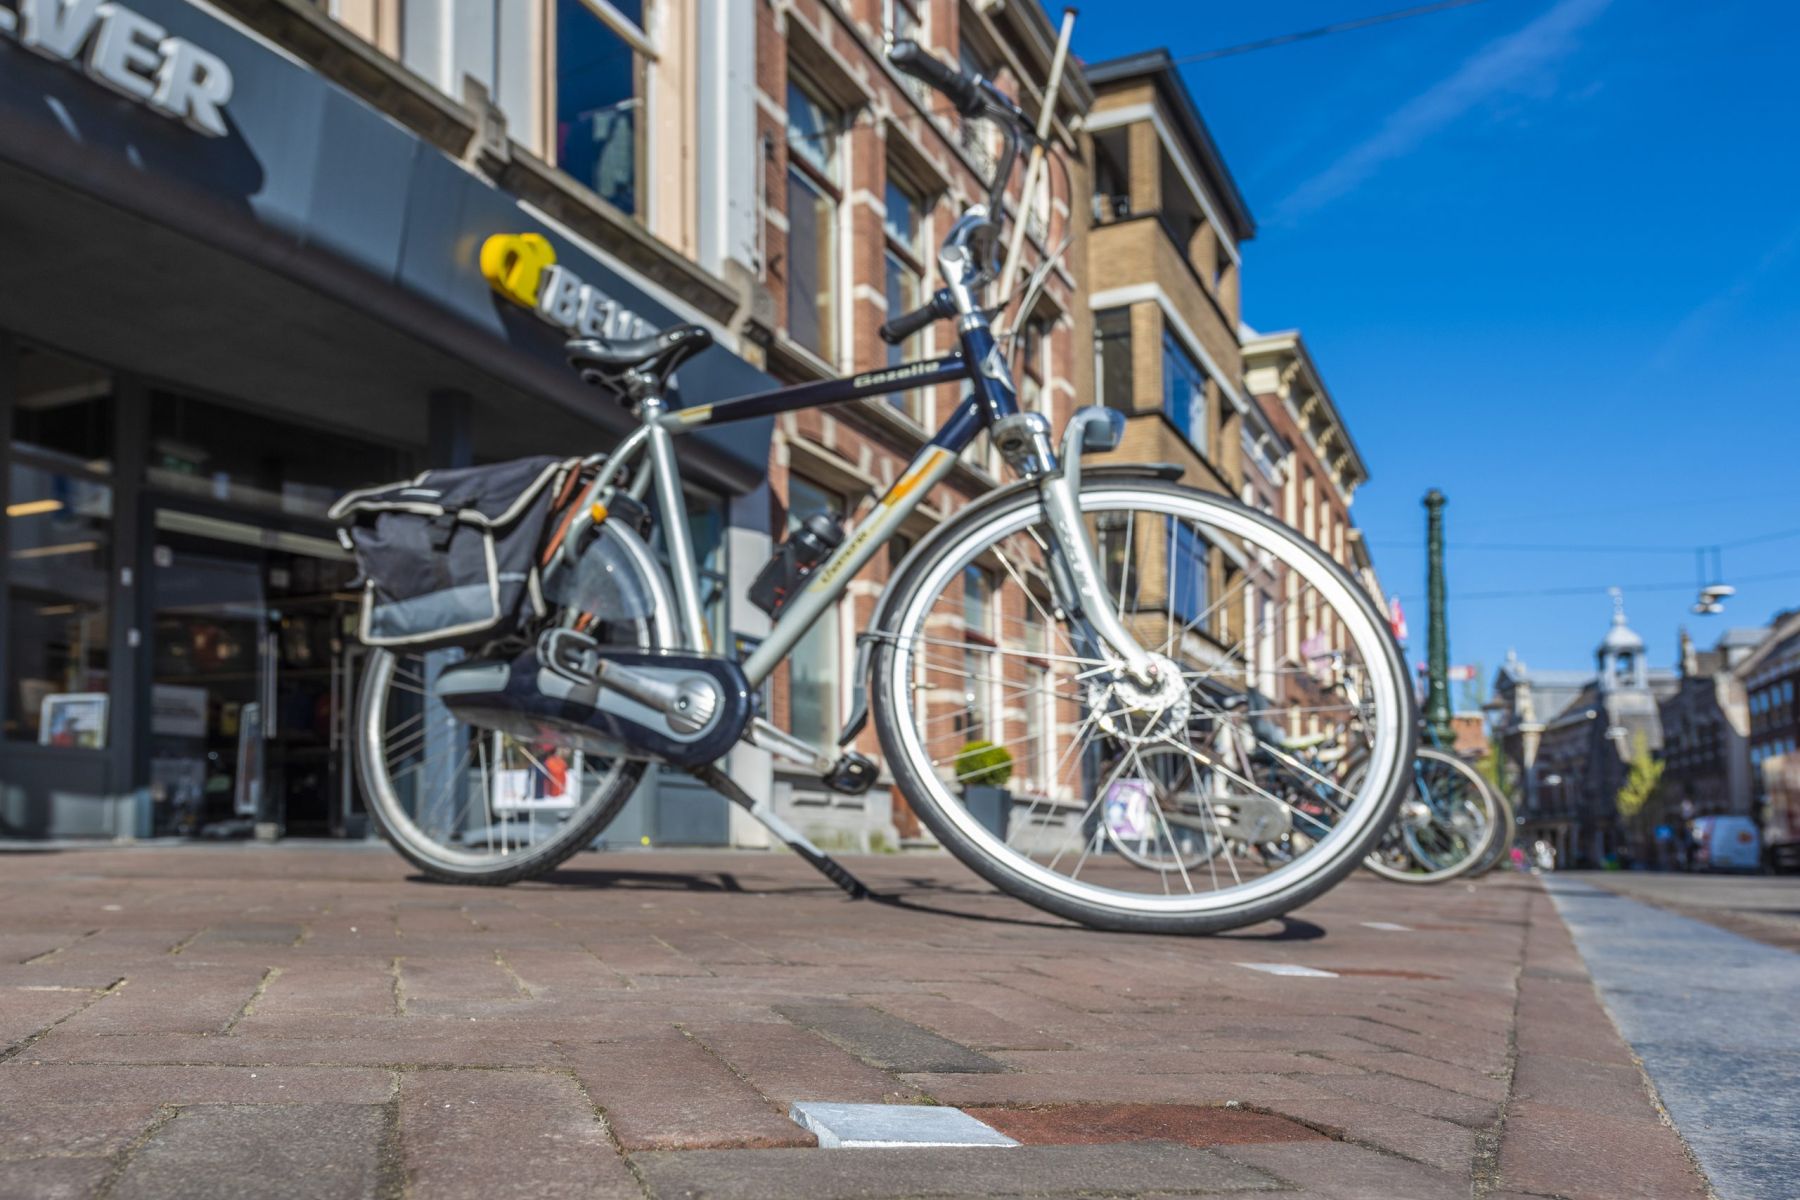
[[1089, 653, 1189, 745]]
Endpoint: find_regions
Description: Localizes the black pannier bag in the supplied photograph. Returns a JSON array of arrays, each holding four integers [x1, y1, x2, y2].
[[329, 456, 582, 651]]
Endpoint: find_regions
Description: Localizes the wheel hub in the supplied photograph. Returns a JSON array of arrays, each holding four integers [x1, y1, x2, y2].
[[1089, 653, 1189, 745]]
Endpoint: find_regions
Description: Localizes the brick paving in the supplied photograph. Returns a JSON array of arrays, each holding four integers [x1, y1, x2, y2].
[[0, 845, 1711, 1199]]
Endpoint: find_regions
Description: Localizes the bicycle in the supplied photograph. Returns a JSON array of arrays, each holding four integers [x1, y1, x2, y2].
[[340, 42, 1417, 934]]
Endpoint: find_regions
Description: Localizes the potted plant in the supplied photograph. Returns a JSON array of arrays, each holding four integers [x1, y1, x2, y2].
[[955, 739, 1014, 840]]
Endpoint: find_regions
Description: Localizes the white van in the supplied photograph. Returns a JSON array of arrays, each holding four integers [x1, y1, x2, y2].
[[1690, 816, 1761, 871]]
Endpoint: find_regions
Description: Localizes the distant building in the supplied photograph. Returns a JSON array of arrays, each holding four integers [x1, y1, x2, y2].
[[1736, 610, 1800, 822], [1449, 712, 1489, 760], [1658, 625, 1766, 821], [1241, 330, 1373, 736], [1490, 596, 1677, 866]]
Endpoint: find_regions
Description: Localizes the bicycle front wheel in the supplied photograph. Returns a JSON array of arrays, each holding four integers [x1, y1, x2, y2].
[[872, 478, 1415, 934]]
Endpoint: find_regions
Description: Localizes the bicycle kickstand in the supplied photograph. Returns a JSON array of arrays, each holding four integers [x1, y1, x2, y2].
[[686, 763, 875, 900]]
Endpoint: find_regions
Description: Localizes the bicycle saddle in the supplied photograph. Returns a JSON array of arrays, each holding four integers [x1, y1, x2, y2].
[[566, 323, 713, 388]]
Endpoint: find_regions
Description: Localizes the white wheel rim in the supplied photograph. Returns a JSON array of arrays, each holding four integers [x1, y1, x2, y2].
[[886, 486, 1408, 917]]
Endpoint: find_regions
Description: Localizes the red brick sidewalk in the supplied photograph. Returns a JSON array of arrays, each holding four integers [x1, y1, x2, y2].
[[0, 846, 1708, 1199]]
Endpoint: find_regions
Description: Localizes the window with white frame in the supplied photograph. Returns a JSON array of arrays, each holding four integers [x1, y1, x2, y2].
[[883, 170, 929, 422], [554, 0, 649, 217], [786, 72, 842, 363], [961, 565, 996, 743], [957, 36, 1002, 180]]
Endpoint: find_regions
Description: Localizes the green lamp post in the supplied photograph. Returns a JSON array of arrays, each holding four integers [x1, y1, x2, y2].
[[1424, 489, 1453, 746]]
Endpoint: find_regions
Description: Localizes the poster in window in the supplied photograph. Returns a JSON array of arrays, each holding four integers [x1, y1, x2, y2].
[[233, 702, 263, 818], [38, 693, 108, 749]]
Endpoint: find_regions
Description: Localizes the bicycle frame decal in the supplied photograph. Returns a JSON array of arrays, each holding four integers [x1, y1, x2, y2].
[[660, 353, 972, 432]]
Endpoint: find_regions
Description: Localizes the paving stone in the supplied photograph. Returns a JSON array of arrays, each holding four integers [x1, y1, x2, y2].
[[111, 1104, 387, 1200], [561, 1029, 809, 1150], [1312, 1069, 1500, 1128], [773, 1002, 1005, 1074], [1509, 1052, 1654, 1120], [1255, 1098, 1478, 1175], [0, 1063, 395, 1105], [398, 1068, 639, 1199], [1318, 1050, 1508, 1103], [686, 1018, 925, 1105], [631, 1142, 1280, 1198], [970, 1103, 1328, 1148], [1219, 1141, 1469, 1200], [0, 1101, 163, 1157], [26, 1031, 567, 1069], [789, 1101, 1018, 1147], [904, 1071, 1338, 1108], [0, 1156, 114, 1200], [55, 965, 271, 1037], [1498, 1099, 1709, 1200]]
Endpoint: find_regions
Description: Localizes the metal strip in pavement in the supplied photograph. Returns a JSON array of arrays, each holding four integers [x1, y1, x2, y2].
[[789, 1102, 1019, 1148], [1360, 921, 1414, 931], [1235, 962, 1338, 978], [1543, 876, 1800, 1200]]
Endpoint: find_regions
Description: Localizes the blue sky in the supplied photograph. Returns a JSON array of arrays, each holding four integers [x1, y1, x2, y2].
[[1064, 0, 1800, 699]]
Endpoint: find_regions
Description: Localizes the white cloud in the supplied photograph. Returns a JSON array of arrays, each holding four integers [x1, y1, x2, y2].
[[1275, 0, 1612, 221]]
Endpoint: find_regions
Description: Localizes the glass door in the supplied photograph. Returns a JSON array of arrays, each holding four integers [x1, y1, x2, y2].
[[148, 511, 356, 838]]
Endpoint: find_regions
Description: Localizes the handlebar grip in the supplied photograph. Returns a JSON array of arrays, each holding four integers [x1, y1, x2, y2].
[[888, 39, 985, 116], [880, 289, 953, 345]]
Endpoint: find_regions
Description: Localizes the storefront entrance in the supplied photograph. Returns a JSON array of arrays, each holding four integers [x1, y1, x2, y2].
[[148, 511, 358, 839]]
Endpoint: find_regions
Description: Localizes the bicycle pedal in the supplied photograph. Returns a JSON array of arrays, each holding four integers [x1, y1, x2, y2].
[[823, 751, 878, 796]]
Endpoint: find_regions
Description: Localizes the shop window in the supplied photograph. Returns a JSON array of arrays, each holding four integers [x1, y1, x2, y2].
[[555, 0, 647, 217], [147, 392, 407, 521], [786, 476, 843, 748], [1162, 331, 1207, 454], [12, 345, 113, 472], [6, 461, 112, 746], [1094, 308, 1132, 412], [883, 171, 928, 421], [785, 73, 842, 363]]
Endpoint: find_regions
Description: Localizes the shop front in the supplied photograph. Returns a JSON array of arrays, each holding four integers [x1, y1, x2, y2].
[[0, 0, 770, 840]]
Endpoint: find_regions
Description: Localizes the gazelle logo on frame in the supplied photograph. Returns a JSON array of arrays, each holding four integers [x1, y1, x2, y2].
[[479, 232, 656, 343], [0, 0, 235, 137]]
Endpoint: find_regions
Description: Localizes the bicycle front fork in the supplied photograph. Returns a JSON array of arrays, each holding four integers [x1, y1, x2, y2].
[[996, 405, 1161, 688]]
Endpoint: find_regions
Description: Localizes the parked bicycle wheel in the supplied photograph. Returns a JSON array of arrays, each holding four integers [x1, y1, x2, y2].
[[873, 478, 1415, 934], [1466, 784, 1517, 879], [1363, 746, 1502, 884], [354, 526, 671, 886]]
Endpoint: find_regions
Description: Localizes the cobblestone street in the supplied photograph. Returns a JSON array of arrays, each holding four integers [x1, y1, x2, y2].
[[0, 845, 1714, 1199]]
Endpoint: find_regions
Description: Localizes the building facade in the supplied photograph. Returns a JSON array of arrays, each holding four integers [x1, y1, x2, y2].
[[1241, 330, 1372, 737], [1738, 610, 1800, 822], [0, 0, 777, 840], [1491, 599, 1678, 866], [1658, 625, 1765, 820]]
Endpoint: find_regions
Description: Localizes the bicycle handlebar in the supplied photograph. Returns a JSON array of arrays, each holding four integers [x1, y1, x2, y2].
[[888, 40, 986, 117], [879, 288, 956, 345]]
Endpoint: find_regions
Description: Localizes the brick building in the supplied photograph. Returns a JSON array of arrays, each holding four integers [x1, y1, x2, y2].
[[744, 1, 1092, 848], [1241, 330, 1372, 737], [1738, 610, 1800, 820]]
